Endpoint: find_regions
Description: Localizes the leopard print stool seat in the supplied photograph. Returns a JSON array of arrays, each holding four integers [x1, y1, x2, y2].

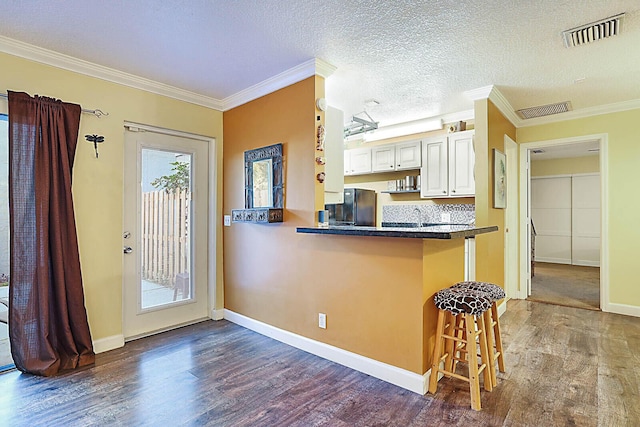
[[429, 287, 493, 411], [451, 281, 505, 301], [450, 281, 506, 389]]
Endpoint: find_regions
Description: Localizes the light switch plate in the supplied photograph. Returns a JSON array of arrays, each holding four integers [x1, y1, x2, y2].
[[224, 215, 231, 226], [441, 213, 451, 223]]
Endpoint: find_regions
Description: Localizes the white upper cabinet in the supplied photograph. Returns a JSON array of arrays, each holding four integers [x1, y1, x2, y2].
[[395, 140, 422, 171], [420, 130, 475, 198], [345, 147, 372, 175], [371, 145, 396, 172], [324, 106, 345, 204], [420, 136, 448, 197], [344, 139, 422, 176], [448, 131, 475, 197]]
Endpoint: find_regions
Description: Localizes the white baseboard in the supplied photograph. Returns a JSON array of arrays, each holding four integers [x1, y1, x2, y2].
[[572, 260, 600, 267], [606, 303, 640, 318], [210, 308, 224, 320], [92, 334, 124, 354], [498, 300, 507, 317], [535, 257, 571, 264], [224, 309, 428, 395]]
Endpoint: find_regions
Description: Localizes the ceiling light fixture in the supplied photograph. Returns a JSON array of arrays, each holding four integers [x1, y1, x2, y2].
[[362, 117, 443, 142]]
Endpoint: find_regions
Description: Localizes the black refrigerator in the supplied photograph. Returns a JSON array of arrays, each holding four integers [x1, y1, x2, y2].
[[325, 188, 376, 226]]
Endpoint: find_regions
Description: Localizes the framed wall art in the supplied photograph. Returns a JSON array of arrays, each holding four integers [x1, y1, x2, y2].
[[493, 149, 506, 209]]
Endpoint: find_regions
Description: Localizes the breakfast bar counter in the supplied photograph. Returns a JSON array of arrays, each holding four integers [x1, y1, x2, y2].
[[296, 224, 498, 239]]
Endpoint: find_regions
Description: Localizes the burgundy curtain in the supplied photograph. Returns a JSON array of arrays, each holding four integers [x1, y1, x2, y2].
[[8, 91, 95, 376]]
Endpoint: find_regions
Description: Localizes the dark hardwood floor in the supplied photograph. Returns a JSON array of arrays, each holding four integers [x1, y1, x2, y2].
[[1, 299, 639, 426]]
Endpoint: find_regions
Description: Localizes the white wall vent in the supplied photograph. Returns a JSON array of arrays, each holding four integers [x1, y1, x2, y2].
[[563, 13, 625, 48], [516, 101, 572, 119]]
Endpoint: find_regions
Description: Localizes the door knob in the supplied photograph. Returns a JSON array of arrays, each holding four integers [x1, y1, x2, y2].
[[123, 246, 133, 254]]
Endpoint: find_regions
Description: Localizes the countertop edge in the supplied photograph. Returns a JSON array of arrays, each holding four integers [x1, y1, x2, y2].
[[295, 225, 499, 239]]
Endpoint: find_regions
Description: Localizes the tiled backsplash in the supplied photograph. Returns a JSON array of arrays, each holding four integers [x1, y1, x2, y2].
[[382, 204, 475, 225]]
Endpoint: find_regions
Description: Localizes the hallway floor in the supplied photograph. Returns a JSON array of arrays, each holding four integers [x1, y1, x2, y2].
[[529, 262, 600, 310]]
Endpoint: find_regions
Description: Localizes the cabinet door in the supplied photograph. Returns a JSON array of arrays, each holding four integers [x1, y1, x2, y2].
[[344, 150, 352, 175], [420, 137, 448, 197], [371, 145, 396, 172], [448, 131, 475, 196], [349, 148, 372, 175], [395, 140, 421, 170], [324, 106, 345, 204]]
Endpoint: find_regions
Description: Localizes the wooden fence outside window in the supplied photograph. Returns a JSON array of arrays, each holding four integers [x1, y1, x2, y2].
[[141, 189, 190, 287]]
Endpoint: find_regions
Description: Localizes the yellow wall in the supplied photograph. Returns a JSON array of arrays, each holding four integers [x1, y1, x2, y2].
[[0, 52, 224, 341], [518, 109, 640, 307], [474, 100, 515, 288], [223, 77, 434, 373], [531, 155, 599, 176]]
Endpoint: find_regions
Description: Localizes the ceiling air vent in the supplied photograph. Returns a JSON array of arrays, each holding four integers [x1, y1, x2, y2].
[[516, 101, 572, 120], [563, 13, 625, 48]]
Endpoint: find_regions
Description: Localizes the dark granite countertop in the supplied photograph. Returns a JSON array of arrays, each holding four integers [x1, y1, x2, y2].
[[296, 224, 498, 239]]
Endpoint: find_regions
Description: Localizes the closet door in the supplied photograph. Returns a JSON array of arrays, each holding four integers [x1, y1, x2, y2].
[[531, 176, 572, 264], [572, 174, 600, 266]]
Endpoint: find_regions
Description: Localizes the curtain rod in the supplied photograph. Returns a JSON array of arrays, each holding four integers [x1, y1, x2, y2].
[[0, 93, 109, 118]]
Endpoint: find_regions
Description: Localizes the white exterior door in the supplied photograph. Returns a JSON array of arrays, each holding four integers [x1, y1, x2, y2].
[[123, 126, 210, 339]]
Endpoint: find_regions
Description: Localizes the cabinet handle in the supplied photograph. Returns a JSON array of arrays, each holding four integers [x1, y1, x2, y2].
[[443, 191, 446, 194], [452, 190, 456, 193], [390, 165, 394, 168]]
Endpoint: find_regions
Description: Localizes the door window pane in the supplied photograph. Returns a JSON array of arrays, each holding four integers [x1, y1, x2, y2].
[[140, 149, 192, 309]]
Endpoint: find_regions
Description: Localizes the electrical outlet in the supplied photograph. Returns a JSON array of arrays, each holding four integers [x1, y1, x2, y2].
[[318, 313, 327, 329], [224, 215, 231, 226], [441, 212, 451, 223]]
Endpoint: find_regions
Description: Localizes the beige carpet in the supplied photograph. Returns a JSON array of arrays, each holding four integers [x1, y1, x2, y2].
[[529, 262, 600, 310]]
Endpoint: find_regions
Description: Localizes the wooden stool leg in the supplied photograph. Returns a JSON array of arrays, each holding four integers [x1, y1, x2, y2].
[[476, 314, 493, 392], [483, 309, 498, 388], [465, 313, 482, 411], [429, 309, 446, 394], [492, 303, 506, 373], [444, 312, 457, 373]]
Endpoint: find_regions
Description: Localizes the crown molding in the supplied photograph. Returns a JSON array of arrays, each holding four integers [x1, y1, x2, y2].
[[0, 35, 336, 112], [221, 57, 336, 111], [464, 85, 522, 127], [464, 85, 495, 101], [0, 35, 225, 110]]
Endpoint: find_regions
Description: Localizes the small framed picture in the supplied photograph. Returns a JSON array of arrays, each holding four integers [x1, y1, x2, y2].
[[493, 149, 506, 209]]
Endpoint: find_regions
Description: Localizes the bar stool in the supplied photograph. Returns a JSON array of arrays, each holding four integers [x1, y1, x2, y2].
[[429, 287, 493, 411], [451, 281, 506, 388]]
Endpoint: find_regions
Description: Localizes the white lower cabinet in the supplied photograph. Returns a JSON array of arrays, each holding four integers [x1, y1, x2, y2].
[[420, 130, 475, 198]]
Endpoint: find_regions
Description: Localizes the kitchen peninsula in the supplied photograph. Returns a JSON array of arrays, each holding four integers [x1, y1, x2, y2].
[[295, 223, 499, 394], [297, 224, 497, 239]]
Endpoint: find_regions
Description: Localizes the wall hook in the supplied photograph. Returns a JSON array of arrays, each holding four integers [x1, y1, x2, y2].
[[85, 134, 104, 158]]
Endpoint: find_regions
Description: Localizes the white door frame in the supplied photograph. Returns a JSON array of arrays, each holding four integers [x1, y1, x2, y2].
[[123, 121, 219, 332], [518, 134, 609, 311], [504, 135, 518, 300]]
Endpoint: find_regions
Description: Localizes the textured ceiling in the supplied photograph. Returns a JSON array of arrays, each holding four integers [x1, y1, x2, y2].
[[1, 1, 640, 128]]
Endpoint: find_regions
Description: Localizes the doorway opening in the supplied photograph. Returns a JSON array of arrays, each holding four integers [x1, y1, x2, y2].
[[519, 135, 607, 311], [0, 114, 12, 372]]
